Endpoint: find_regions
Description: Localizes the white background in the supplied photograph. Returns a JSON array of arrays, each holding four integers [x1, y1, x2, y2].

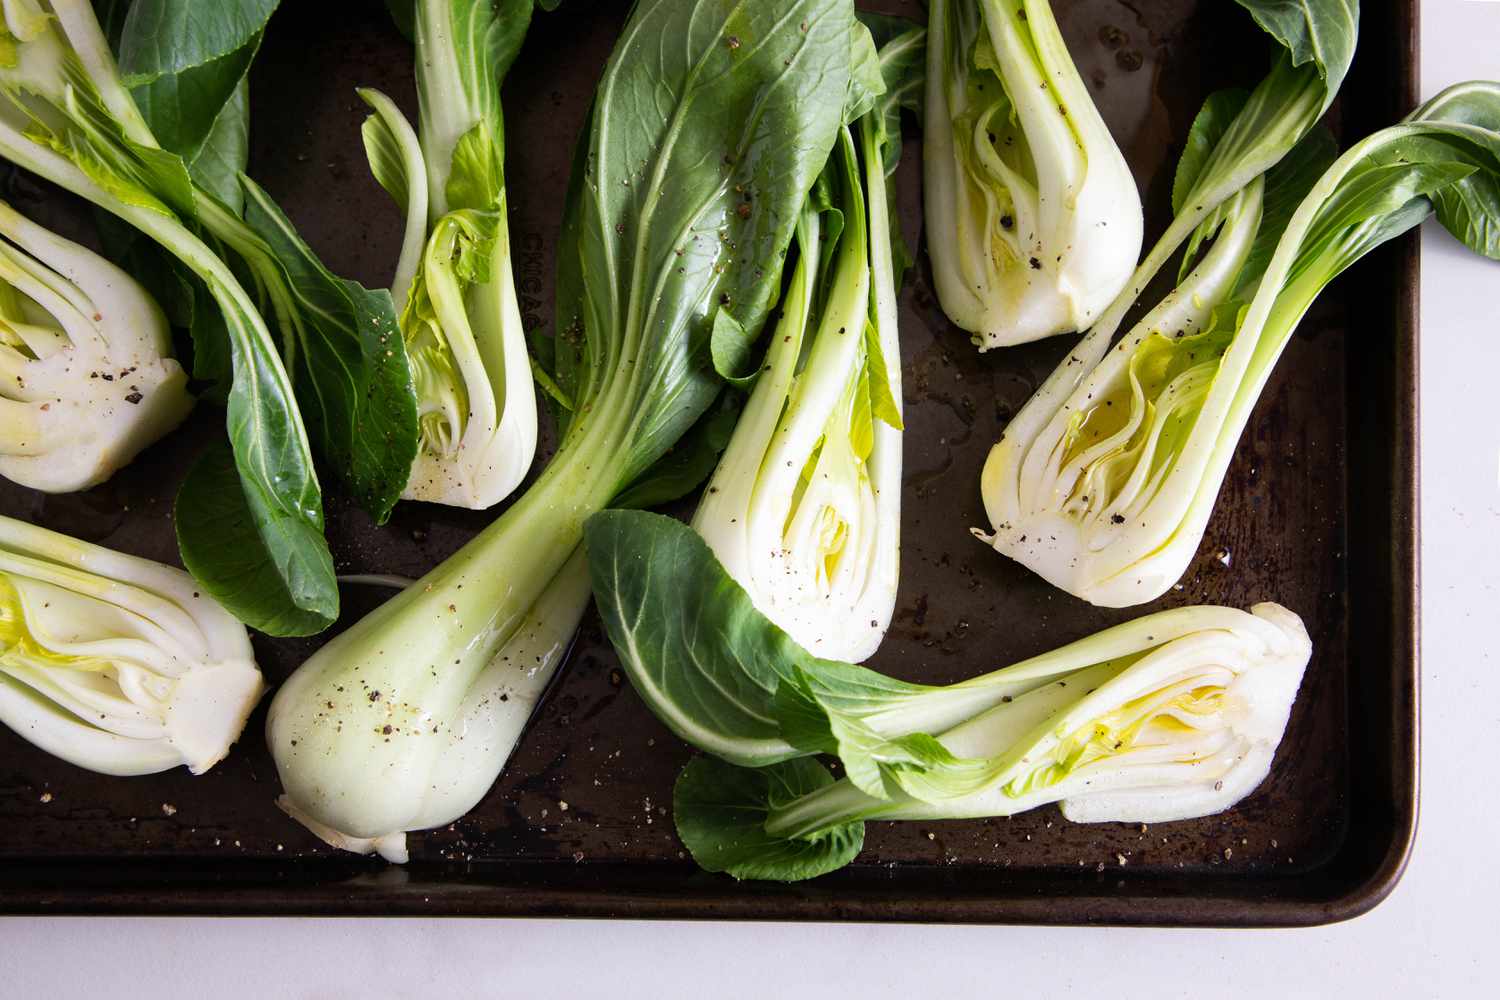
[[3, 2, 1496, 996]]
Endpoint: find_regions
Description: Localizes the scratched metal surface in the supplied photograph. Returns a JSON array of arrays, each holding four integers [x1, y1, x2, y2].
[[0, 0, 1417, 924]]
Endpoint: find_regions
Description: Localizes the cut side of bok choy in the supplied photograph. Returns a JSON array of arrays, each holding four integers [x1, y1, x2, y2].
[[0, 514, 263, 776], [693, 18, 921, 663], [924, 0, 1142, 348], [582, 508, 1310, 883], [266, 0, 854, 862], [0, 200, 191, 492], [359, 0, 554, 509], [978, 80, 1500, 607]]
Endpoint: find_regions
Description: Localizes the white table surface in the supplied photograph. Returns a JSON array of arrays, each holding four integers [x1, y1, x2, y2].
[[5, 3, 1497, 996]]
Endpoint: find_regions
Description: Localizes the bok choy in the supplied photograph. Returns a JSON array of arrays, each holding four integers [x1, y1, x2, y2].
[[0, 199, 191, 491], [266, 0, 853, 862], [693, 19, 921, 662], [0, 513, 263, 776], [924, 0, 1142, 348], [0, 0, 418, 637], [583, 508, 1311, 882], [359, 0, 554, 509], [978, 80, 1500, 607]]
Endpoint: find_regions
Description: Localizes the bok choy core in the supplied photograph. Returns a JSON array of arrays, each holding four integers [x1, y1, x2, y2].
[[0, 514, 263, 776], [924, 0, 1142, 348], [583, 509, 1311, 882], [267, 0, 853, 862], [0, 0, 420, 637], [978, 80, 1500, 607], [0, 200, 191, 491], [359, 0, 551, 509], [692, 19, 921, 662]]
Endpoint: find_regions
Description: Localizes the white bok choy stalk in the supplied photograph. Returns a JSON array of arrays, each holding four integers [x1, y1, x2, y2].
[[581, 509, 1310, 882], [693, 20, 921, 662], [266, 0, 853, 862], [0, 514, 263, 776], [924, 0, 1142, 348], [358, 0, 555, 509], [0, 200, 191, 491], [979, 80, 1500, 607]]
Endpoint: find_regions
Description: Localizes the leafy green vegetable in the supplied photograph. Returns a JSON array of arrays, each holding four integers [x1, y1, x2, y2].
[[692, 20, 920, 663], [980, 80, 1500, 607], [267, 0, 854, 861], [585, 508, 1312, 882], [356, 0, 543, 509], [924, 0, 1143, 348]]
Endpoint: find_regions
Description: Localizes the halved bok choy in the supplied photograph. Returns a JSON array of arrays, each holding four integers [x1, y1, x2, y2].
[[924, 0, 1142, 348], [0, 514, 262, 776], [359, 0, 555, 508], [693, 18, 921, 662], [978, 81, 1500, 606], [0, 200, 191, 492], [583, 508, 1311, 882]]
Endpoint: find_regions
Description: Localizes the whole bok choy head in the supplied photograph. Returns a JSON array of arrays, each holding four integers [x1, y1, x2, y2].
[[359, 0, 556, 509], [978, 80, 1500, 607], [692, 18, 921, 663], [266, 0, 853, 863], [582, 509, 1310, 882], [0, 200, 191, 491], [0, 0, 418, 637], [0, 514, 263, 776], [924, 0, 1142, 348]]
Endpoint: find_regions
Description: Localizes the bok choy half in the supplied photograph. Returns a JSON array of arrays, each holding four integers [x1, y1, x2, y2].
[[0, 0, 419, 637], [0, 199, 191, 492], [693, 17, 921, 663], [583, 509, 1311, 882], [924, 0, 1142, 348], [979, 80, 1500, 607], [266, 0, 854, 863], [359, 0, 554, 509], [0, 514, 263, 777]]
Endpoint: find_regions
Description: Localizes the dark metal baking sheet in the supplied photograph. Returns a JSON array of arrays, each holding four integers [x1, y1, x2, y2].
[[0, 0, 1418, 925]]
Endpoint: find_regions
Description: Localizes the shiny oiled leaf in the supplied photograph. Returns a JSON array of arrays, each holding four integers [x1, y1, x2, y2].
[[239, 179, 420, 524]]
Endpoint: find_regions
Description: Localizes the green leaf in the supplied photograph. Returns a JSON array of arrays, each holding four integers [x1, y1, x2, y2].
[[176, 441, 337, 637], [585, 509, 943, 766], [1406, 82, 1500, 260], [558, 0, 852, 492], [237, 179, 420, 524], [611, 391, 743, 511], [1231, 125, 1339, 297], [1173, 89, 1251, 217], [445, 118, 503, 212], [116, 0, 278, 166], [673, 755, 864, 882], [1232, 0, 1358, 110], [184, 77, 250, 213], [708, 307, 759, 386], [844, 20, 884, 124], [862, 318, 903, 431]]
